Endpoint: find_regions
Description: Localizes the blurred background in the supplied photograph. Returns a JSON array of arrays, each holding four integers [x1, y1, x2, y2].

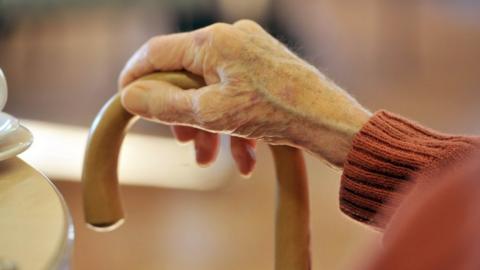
[[2, 0, 480, 269]]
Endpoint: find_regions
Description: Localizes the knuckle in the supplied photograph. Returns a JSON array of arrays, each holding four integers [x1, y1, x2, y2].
[[144, 36, 162, 61], [194, 23, 233, 48], [208, 22, 232, 37], [233, 19, 263, 32], [145, 36, 160, 50], [234, 19, 258, 28]]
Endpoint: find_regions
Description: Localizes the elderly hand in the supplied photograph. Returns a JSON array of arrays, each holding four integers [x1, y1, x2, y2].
[[119, 20, 371, 175]]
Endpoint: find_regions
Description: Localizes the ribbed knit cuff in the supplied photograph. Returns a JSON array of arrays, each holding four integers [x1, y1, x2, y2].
[[340, 110, 480, 228]]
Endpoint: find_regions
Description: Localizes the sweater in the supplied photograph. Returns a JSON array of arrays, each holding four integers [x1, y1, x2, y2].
[[363, 151, 480, 270], [340, 110, 480, 269], [340, 110, 480, 228]]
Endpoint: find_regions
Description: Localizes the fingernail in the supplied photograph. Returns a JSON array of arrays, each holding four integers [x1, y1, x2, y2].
[[240, 171, 253, 179], [195, 143, 212, 167], [175, 139, 191, 146], [122, 87, 149, 115], [245, 145, 256, 162], [240, 145, 256, 178]]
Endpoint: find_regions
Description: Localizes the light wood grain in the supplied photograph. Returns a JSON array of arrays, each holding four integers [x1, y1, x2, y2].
[[0, 157, 73, 270]]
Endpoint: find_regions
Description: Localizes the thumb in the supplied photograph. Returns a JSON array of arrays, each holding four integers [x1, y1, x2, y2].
[[121, 79, 196, 125]]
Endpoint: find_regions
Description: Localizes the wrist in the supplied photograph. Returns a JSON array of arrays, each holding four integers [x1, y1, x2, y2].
[[283, 73, 372, 167]]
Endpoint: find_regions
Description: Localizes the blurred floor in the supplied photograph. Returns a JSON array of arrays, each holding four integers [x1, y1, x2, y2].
[[1, 1, 480, 269], [56, 144, 378, 270]]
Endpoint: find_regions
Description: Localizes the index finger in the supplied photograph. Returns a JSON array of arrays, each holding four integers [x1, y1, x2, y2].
[[119, 31, 197, 87]]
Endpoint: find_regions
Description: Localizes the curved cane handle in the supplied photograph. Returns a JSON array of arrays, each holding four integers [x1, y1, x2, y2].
[[81, 71, 311, 269]]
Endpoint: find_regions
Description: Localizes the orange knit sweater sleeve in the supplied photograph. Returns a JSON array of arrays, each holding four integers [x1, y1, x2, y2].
[[340, 110, 480, 228]]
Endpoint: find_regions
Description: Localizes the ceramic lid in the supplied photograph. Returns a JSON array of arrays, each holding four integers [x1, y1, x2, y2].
[[0, 68, 33, 160]]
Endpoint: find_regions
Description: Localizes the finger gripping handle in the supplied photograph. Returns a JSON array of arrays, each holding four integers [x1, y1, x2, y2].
[[81, 71, 311, 270]]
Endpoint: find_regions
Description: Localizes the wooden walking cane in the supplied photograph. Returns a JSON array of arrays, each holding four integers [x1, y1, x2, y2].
[[81, 72, 311, 270]]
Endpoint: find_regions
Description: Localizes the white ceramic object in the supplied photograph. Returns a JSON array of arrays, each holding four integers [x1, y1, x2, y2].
[[0, 112, 19, 138], [0, 69, 7, 111], [0, 69, 17, 139], [0, 68, 32, 160], [0, 125, 33, 161]]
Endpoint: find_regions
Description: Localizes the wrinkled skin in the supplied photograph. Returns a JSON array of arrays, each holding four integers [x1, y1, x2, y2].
[[119, 20, 371, 175]]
